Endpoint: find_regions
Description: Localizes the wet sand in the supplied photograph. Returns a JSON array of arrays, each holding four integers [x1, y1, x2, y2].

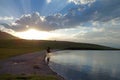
[[0, 50, 65, 80]]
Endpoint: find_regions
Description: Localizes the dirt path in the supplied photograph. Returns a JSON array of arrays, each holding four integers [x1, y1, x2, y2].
[[0, 50, 64, 80]]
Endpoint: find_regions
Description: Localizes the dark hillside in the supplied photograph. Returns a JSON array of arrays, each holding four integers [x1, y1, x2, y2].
[[0, 31, 18, 39]]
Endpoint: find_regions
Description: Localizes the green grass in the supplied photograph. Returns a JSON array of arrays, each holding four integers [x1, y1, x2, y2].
[[0, 39, 62, 80], [0, 39, 117, 60], [0, 74, 58, 80], [0, 39, 43, 60], [0, 48, 41, 60]]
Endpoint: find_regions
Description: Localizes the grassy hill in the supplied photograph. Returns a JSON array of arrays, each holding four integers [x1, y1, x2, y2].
[[0, 31, 118, 60], [0, 39, 117, 59], [0, 31, 18, 39], [0, 31, 115, 50], [0, 39, 116, 50]]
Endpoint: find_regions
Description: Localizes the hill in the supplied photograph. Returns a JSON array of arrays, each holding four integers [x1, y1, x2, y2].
[[0, 31, 18, 39], [0, 39, 117, 50], [0, 31, 118, 50], [0, 39, 118, 60]]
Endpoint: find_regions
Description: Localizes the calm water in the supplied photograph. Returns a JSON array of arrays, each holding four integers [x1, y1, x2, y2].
[[48, 50, 120, 80]]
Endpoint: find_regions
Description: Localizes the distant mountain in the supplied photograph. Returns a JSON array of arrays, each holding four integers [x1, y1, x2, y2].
[[0, 31, 18, 39]]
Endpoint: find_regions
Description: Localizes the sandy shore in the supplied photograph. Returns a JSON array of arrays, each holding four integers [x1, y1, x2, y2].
[[0, 50, 65, 80]]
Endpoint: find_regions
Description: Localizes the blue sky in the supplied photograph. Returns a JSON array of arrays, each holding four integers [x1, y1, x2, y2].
[[0, 0, 120, 48], [0, 0, 68, 17]]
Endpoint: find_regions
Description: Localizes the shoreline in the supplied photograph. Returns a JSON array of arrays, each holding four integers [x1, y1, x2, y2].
[[44, 50, 65, 80], [0, 50, 65, 80]]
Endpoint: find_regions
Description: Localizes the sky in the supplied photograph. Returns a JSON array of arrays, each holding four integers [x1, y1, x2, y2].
[[0, 0, 120, 48]]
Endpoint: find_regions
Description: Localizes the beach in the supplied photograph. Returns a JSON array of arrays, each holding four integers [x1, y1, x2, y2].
[[0, 50, 65, 80]]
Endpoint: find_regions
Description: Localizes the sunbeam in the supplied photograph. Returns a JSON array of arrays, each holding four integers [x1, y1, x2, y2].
[[20, 0, 31, 14], [41, 0, 68, 15]]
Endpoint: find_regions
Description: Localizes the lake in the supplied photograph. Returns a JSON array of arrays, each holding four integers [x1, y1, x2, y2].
[[48, 50, 120, 80]]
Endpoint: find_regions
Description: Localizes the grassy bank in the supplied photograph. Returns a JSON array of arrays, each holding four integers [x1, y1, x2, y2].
[[0, 39, 42, 60], [0, 48, 41, 60], [0, 39, 62, 80], [0, 39, 117, 60], [0, 74, 58, 80]]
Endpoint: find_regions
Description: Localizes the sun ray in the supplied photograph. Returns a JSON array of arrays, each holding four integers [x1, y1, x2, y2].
[[20, 0, 31, 14]]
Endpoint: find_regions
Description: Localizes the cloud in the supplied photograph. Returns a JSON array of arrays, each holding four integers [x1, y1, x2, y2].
[[1, 12, 76, 31], [92, 0, 120, 21], [13, 12, 47, 31], [73, 18, 120, 48], [43, 0, 120, 30], [0, 16, 15, 24], [0, 16, 14, 20], [0, 12, 65, 31], [0, 25, 15, 34], [68, 0, 96, 5]]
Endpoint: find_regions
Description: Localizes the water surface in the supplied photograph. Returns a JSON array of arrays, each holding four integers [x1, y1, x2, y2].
[[49, 50, 120, 80]]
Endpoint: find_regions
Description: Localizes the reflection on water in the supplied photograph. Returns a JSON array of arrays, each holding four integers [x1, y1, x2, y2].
[[49, 50, 120, 80]]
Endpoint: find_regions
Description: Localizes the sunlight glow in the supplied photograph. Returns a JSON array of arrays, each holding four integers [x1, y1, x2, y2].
[[15, 29, 53, 40]]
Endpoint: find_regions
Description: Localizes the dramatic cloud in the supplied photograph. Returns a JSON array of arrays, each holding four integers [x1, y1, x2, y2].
[[1, 0, 120, 32], [12, 12, 47, 31], [46, 0, 120, 29], [13, 12, 70, 31], [45, 0, 120, 29], [73, 18, 120, 48]]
